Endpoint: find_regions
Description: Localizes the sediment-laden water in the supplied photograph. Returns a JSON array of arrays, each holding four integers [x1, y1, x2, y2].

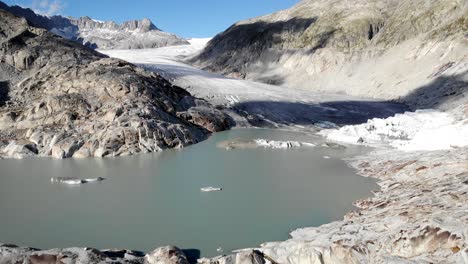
[[0, 128, 376, 257]]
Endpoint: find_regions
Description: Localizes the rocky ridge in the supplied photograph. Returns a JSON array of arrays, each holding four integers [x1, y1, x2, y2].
[[192, 0, 468, 107], [0, 1, 189, 50], [0, 9, 230, 159]]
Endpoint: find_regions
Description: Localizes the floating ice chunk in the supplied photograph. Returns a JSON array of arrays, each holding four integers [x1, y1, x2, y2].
[[254, 139, 315, 149], [201, 187, 223, 192], [321, 142, 346, 149], [217, 139, 316, 150], [83, 177, 105, 182], [51, 177, 84, 185], [51, 177, 105, 185], [323, 156, 331, 159]]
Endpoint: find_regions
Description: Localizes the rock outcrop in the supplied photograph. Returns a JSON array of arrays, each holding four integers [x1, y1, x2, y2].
[[0, 9, 230, 159], [145, 246, 189, 264], [0, 244, 191, 264], [192, 0, 468, 109], [0, 1, 189, 50]]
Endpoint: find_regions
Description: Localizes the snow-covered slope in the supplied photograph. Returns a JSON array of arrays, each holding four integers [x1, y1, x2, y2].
[[102, 39, 407, 129]]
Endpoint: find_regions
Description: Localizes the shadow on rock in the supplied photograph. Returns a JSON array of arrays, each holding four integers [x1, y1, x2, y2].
[[231, 73, 468, 128], [191, 17, 318, 74], [0, 81, 9, 106], [182, 248, 201, 264], [231, 100, 409, 127], [401, 71, 468, 110]]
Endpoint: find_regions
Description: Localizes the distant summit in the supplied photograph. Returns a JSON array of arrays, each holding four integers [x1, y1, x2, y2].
[[68, 16, 160, 32], [0, 1, 188, 50]]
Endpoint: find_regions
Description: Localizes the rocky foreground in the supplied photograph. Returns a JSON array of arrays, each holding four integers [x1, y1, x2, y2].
[[0, 245, 191, 264], [0, 10, 230, 159]]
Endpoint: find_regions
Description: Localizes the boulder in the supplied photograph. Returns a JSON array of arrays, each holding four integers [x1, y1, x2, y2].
[[145, 246, 189, 264]]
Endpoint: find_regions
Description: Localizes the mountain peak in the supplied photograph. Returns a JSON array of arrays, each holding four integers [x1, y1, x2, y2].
[[0, 1, 189, 50], [120, 18, 159, 32]]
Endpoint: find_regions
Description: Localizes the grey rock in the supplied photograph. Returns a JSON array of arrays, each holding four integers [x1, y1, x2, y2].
[[1, 140, 38, 159], [0, 9, 230, 159], [0, 244, 144, 264], [198, 250, 266, 264], [144, 246, 189, 264]]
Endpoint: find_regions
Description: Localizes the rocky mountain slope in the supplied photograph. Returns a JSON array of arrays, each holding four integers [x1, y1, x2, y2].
[[0, 1, 189, 50], [192, 0, 468, 110], [0, 9, 230, 159]]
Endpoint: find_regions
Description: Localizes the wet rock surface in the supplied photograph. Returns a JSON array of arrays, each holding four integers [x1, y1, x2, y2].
[[0, 244, 191, 264], [145, 246, 189, 264], [0, 10, 230, 159]]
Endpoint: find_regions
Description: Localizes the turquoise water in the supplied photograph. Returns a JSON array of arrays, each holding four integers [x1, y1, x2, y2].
[[0, 128, 376, 257]]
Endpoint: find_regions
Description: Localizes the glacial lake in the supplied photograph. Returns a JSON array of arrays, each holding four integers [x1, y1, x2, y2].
[[0, 128, 376, 257]]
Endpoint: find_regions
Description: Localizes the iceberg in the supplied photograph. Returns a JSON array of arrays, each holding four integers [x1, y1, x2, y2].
[[200, 187, 223, 192]]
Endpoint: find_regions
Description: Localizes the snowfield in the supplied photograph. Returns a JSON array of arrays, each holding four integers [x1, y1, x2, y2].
[[101, 40, 407, 129], [101, 39, 352, 106]]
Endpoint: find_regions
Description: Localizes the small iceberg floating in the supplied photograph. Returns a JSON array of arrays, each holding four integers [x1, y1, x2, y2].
[[200, 187, 223, 192], [83, 177, 105, 182], [51, 177, 105, 185], [254, 139, 315, 149], [217, 138, 316, 150]]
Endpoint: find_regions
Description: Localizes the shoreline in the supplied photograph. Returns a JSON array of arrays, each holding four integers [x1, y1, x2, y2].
[[2, 136, 465, 263], [200, 146, 467, 263], [0, 127, 373, 259]]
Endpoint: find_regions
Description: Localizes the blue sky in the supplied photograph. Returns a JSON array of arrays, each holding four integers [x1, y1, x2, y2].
[[3, 0, 300, 37]]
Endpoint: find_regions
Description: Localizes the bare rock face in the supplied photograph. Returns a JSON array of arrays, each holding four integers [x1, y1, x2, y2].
[[0, 1, 189, 50], [0, 10, 231, 159], [199, 250, 266, 264], [0, 244, 154, 264], [144, 246, 189, 264]]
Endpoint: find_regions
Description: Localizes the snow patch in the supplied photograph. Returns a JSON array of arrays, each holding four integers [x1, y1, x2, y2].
[[187, 38, 212, 49]]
